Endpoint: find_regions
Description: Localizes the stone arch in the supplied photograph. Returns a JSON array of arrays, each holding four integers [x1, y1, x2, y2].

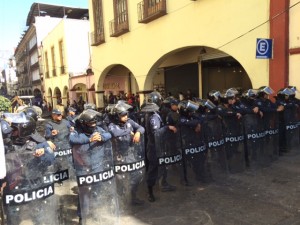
[[144, 46, 252, 99]]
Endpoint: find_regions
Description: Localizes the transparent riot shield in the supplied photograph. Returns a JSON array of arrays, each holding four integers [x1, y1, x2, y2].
[[3, 150, 57, 225], [223, 116, 246, 173], [43, 145, 77, 225], [243, 113, 265, 168], [47, 123, 77, 225], [179, 124, 209, 184], [263, 111, 279, 162], [203, 116, 228, 180], [112, 134, 145, 213], [154, 127, 182, 187], [74, 141, 119, 225], [284, 106, 299, 152]]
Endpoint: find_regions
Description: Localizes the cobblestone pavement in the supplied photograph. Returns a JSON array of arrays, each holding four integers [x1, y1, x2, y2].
[[5, 117, 300, 225]]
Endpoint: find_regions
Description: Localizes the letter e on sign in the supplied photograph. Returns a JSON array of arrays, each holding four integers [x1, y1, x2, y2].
[[256, 38, 273, 59]]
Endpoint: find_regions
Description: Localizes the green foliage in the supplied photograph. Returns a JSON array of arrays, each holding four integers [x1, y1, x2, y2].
[[0, 95, 11, 112]]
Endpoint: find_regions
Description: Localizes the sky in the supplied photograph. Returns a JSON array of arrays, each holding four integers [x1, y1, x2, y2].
[[0, 0, 88, 69]]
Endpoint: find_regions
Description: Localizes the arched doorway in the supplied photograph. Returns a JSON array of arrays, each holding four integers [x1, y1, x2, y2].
[[102, 65, 138, 106], [147, 46, 252, 100]]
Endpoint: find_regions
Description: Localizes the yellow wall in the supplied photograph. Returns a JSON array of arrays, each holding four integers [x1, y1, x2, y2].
[[42, 19, 69, 110], [289, 0, 300, 96], [89, 0, 270, 103]]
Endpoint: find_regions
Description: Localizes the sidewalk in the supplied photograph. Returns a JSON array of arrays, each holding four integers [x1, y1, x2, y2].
[[34, 117, 300, 225], [122, 149, 300, 225]]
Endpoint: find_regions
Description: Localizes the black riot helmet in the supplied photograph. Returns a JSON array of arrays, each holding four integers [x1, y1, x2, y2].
[[20, 107, 39, 121], [276, 88, 294, 100], [77, 109, 102, 134], [242, 89, 258, 99], [257, 86, 274, 98], [178, 100, 199, 117], [5, 112, 37, 139], [227, 88, 240, 97], [162, 96, 176, 109], [146, 91, 163, 107], [287, 86, 297, 99], [207, 90, 221, 105], [112, 100, 132, 117], [220, 89, 235, 104], [198, 99, 216, 110], [84, 103, 96, 110], [140, 102, 159, 113]]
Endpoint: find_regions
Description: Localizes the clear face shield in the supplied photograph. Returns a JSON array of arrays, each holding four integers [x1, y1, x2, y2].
[[210, 90, 221, 101], [261, 86, 274, 95], [185, 100, 200, 112]]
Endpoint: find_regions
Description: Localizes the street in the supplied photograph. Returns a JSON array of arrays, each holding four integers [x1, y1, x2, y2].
[[33, 118, 300, 225]]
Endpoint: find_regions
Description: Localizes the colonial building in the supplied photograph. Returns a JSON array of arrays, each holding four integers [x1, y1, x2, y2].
[[88, 0, 298, 108], [14, 3, 88, 103], [41, 16, 91, 112]]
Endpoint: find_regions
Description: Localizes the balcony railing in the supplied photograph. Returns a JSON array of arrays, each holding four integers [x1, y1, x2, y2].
[[109, 11, 129, 37], [90, 30, 105, 46], [138, 0, 166, 23]]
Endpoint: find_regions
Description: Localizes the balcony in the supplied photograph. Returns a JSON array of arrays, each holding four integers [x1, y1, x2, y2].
[[138, 0, 166, 23], [90, 30, 105, 46], [109, 11, 129, 37]]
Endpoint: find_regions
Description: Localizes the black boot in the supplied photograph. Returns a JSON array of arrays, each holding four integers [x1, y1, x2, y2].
[[148, 186, 155, 202]]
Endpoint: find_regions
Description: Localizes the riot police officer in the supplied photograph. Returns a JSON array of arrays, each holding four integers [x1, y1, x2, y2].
[[177, 100, 206, 184], [275, 88, 299, 152], [108, 101, 146, 207], [3, 112, 56, 225], [255, 86, 284, 154], [70, 109, 118, 224], [207, 90, 221, 106], [142, 91, 177, 202], [44, 109, 74, 224], [218, 89, 245, 173]]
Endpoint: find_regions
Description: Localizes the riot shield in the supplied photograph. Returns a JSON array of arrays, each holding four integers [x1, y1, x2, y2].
[[243, 113, 265, 168], [154, 127, 182, 187], [3, 150, 57, 225], [222, 116, 246, 173], [112, 134, 146, 212], [74, 140, 119, 225], [202, 116, 228, 180], [263, 111, 279, 162], [179, 124, 209, 184], [47, 120, 77, 225], [284, 106, 299, 151]]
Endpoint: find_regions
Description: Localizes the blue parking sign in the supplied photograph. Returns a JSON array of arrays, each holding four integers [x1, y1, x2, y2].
[[256, 38, 273, 59]]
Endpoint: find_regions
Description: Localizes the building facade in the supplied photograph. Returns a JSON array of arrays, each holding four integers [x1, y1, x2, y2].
[[88, 0, 298, 108], [42, 17, 91, 112], [14, 3, 89, 105]]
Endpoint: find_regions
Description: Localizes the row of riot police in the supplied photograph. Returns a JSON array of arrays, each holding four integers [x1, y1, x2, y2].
[[1, 85, 300, 225]]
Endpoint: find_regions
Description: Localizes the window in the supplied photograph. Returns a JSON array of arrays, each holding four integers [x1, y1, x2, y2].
[[115, 0, 127, 24], [51, 46, 56, 76], [45, 51, 49, 78], [59, 40, 65, 74], [91, 0, 105, 45]]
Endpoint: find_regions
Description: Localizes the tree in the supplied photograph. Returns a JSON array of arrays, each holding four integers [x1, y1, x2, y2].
[[0, 95, 11, 112]]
